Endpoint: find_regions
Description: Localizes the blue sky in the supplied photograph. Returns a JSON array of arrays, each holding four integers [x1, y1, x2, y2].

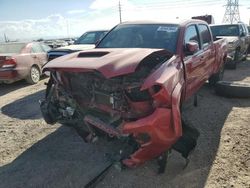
[[0, 0, 250, 41], [0, 0, 92, 21]]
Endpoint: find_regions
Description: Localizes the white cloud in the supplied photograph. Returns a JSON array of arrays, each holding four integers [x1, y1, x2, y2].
[[0, 14, 68, 41], [0, 12, 116, 42], [67, 9, 85, 15]]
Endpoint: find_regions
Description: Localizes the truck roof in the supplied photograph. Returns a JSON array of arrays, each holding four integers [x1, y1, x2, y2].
[[119, 19, 207, 26], [210, 23, 243, 26]]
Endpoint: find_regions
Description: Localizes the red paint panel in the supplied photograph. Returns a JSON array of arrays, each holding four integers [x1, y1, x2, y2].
[[43, 48, 168, 78]]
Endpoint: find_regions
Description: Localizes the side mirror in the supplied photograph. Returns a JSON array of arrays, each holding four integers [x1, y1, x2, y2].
[[185, 41, 199, 55]]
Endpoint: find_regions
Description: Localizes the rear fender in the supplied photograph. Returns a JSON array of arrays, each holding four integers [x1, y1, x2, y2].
[[213, 40, 227, 74]]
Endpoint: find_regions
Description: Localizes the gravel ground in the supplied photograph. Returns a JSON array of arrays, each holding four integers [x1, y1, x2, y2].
[[0, 59, 249, 188]]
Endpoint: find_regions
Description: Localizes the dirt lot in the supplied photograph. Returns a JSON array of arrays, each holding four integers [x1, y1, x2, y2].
[[0, 59, 249, 188]]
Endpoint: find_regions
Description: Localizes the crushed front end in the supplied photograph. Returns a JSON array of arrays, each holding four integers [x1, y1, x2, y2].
[[40, 49, 185, 167]]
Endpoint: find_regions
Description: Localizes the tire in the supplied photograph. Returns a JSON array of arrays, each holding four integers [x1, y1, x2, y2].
[[225, 49, 240, 70], [209, 64, 224, 86], [242, 49, 248, 61], [26, 65, 41, 84], [215, 81, 250, 98], [234, 49, 240, 61]]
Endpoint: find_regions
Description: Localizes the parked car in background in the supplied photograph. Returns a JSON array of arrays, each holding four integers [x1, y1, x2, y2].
[[41, 20, 227, 168], [47, 30, 108, 61], [64, 38, 75, 45], [210, 23, 250, 69], [0, 42, 51, 84], [44, 40, 56, 48], [53, 40, 69, 48]]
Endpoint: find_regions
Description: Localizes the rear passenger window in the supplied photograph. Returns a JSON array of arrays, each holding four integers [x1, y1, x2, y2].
[[31, 43, 43, 53], [184, 25, 200, 49], [198, 24, 212, 47]]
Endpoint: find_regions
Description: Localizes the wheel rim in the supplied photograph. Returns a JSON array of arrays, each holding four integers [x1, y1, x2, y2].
[[31, 67, 40, 83]]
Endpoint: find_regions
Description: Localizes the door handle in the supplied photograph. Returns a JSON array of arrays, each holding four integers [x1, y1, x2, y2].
[[200, 56, 205, 60]]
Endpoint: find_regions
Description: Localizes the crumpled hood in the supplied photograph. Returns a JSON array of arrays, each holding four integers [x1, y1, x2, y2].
[[56, 44, 95, 51], [43, 48, 172, 78]]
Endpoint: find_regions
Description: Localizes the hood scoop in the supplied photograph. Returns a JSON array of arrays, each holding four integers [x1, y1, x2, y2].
[[78, 51, 109, 58]]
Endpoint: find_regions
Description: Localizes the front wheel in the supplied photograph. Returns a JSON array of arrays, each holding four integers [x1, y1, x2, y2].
[[26, 66, 40, 84]]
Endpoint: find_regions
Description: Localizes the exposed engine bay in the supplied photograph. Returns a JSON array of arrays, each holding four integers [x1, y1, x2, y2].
[[40, 48, 199, 171]]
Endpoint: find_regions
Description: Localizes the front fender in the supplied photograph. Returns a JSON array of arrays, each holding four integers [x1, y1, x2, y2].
[[122, 82, 183, 167], [141, 55, 184, 106]]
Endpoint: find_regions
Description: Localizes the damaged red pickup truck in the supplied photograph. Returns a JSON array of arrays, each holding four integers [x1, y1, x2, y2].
[[40, 20, 227, 168]]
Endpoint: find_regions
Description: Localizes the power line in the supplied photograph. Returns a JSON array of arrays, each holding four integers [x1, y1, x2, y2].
[[113, 0, 224, 22], [222, 0, 240, 23], [117, 0, 223, 11], [131, 0, 223, 6]]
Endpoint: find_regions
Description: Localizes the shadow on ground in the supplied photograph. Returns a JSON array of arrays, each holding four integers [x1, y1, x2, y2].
[[0, 85, 249, 188], [0, 126, 114, 188], [1, 90, 44, 120], [223, 60, 250, 82], [0, 76, 48, 97], [0, 80, 30, 97]]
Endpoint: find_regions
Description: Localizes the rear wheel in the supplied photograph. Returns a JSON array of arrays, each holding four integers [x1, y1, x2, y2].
[[26, 65, 40, 84]]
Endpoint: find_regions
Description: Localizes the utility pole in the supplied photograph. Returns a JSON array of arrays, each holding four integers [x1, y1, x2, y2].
[[119, 1, 122, 23], [4, 33, 8, 42], [222, 0, 240, 24], [66, 19, 70, 38]]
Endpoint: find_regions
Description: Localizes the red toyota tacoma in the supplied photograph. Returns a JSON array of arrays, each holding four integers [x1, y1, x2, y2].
[[40, 20, 227, 168]]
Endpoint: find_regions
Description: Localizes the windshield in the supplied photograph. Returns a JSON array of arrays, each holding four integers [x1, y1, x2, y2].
[[0, 43, 26, 54], [97, 24, 179, 53], [74, 31, 108, 44], [210, 25, 239, 37]]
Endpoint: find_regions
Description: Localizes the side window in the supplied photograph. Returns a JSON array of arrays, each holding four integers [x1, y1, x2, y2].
[[239, 25, 244, 36], [184, 25, 200, 49], [198, 24, 212, 47], [31, 43, 43, 53], [80, 33, 96, 44], [245, 25, 249, 35], [242, 24, 248, 35]]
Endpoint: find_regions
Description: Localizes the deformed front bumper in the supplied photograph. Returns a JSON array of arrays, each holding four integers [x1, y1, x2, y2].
[[121, 83, 183, 167], [122, 107, 179, 167]]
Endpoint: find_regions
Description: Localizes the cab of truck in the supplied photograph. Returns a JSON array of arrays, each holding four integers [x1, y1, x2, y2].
[[210, 23, 250, 69]]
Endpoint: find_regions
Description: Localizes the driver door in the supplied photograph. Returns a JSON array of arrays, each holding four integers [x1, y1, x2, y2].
[[182, 25, 206, 100]]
